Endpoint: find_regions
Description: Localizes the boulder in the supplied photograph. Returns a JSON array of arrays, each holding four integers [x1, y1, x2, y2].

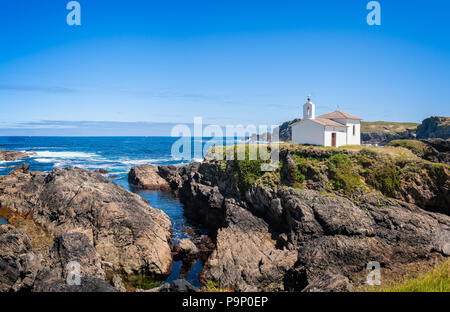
[[128, 164, 170, 190], [173, 238, 199, 262], [178, 239, 198, 256]]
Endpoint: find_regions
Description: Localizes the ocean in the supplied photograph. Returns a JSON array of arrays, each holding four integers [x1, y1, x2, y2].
[[0, 136, 234, 287]]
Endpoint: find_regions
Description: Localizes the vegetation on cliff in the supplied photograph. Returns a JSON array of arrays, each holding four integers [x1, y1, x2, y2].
[[361, 121, 419, 135], [218, 143, 449, 214]]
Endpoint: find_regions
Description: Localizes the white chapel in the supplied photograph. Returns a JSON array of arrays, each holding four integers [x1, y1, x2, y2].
[[291, 96, 362, 147]]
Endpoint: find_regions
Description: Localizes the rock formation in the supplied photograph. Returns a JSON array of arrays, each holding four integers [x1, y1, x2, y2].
[[416, 116, 450, 139], [0, 165, 173, 292], [0, 150, 29, 162], [128, 164, 170, 190], [129, 146, 450, 292]]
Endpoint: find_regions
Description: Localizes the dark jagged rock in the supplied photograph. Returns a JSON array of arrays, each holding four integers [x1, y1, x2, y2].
[[361, 129, 416, 145], [417, 116, 450, 139], [0, 225, 41, 292], [0, 166, 173, 291], [33, 232, 114, 292], [421, 138, 450, 164], [160, 157, 450, 292], [33, 277, 116, 292], [272, 119, 302, 142], [0, 150, 29, 162], [128, 164, 170, 190]]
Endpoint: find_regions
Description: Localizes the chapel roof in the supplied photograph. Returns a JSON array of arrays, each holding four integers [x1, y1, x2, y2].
[[317, 110, 363, 120], [312, 117, 347, 127]]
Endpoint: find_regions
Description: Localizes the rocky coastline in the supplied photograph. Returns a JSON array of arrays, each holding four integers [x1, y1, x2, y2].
[[127, 144, 450, 291], [1, 142, 449, 292]]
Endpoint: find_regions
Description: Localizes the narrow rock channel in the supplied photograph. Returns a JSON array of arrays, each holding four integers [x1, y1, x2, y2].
[[114, 179, 208, 288]]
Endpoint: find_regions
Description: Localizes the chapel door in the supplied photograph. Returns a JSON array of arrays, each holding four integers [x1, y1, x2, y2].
[[331, 133, 336, 147]]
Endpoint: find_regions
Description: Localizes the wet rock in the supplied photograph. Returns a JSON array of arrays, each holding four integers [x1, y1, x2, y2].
[[0, 150, 29, 162], [128, 164, 170, 190], [178, 239, 198, 256], [173, 239, 199, 263]]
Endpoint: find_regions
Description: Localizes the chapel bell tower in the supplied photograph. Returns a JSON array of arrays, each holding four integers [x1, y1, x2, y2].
[[303, 95, 315, 119]]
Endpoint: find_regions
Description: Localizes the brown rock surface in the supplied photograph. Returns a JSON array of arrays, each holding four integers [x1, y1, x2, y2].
[[128, 164, 170, 190], [0, 150, 29, 162], [0, 165, 173, 291]]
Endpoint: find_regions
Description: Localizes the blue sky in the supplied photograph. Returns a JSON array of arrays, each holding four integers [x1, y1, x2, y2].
[[0, 0, 449, 135]]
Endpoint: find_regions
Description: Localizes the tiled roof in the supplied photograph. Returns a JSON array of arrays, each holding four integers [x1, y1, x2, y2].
[[317, 110, 363, 120], [312, 118, 347, 127]]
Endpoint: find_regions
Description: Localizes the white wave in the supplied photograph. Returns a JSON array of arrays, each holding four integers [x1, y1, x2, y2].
[[30, 151, 98, 159], [0, 159, 22, 164], [118, 158, 174, 165], [34, 158, 57, 163]]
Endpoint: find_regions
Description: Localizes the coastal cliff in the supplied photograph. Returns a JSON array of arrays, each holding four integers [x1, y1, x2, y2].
[[130, 144, 450, 291]]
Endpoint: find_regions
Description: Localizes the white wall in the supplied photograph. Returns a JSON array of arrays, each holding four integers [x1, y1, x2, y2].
[[292, 120, 324, 145], [334, 119, 361, 145], [324, 127, 347, 147]]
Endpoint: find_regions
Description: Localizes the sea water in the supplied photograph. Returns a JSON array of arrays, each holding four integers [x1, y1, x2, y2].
[[0, 136, 235, 286]]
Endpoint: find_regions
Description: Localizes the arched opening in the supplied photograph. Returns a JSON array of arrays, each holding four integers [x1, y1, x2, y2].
[[353, 125, 356, 136]]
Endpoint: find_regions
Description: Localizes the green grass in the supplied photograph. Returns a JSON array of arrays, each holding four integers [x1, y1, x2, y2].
[[208, 143, 447, 201], [366, 164, 402, 197], [226, 144, 270, 193], [203, 281, 233, 292], [327, 154, 361, 196], [387, 140, 427, 157], [124, 274, 163, 290], [361, 121, 419, 134], [368, 260, 449, 292]]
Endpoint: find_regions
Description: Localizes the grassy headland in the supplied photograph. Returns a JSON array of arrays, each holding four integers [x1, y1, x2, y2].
[[213, 143, 449, 211], [361, 121, 419, 134]]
